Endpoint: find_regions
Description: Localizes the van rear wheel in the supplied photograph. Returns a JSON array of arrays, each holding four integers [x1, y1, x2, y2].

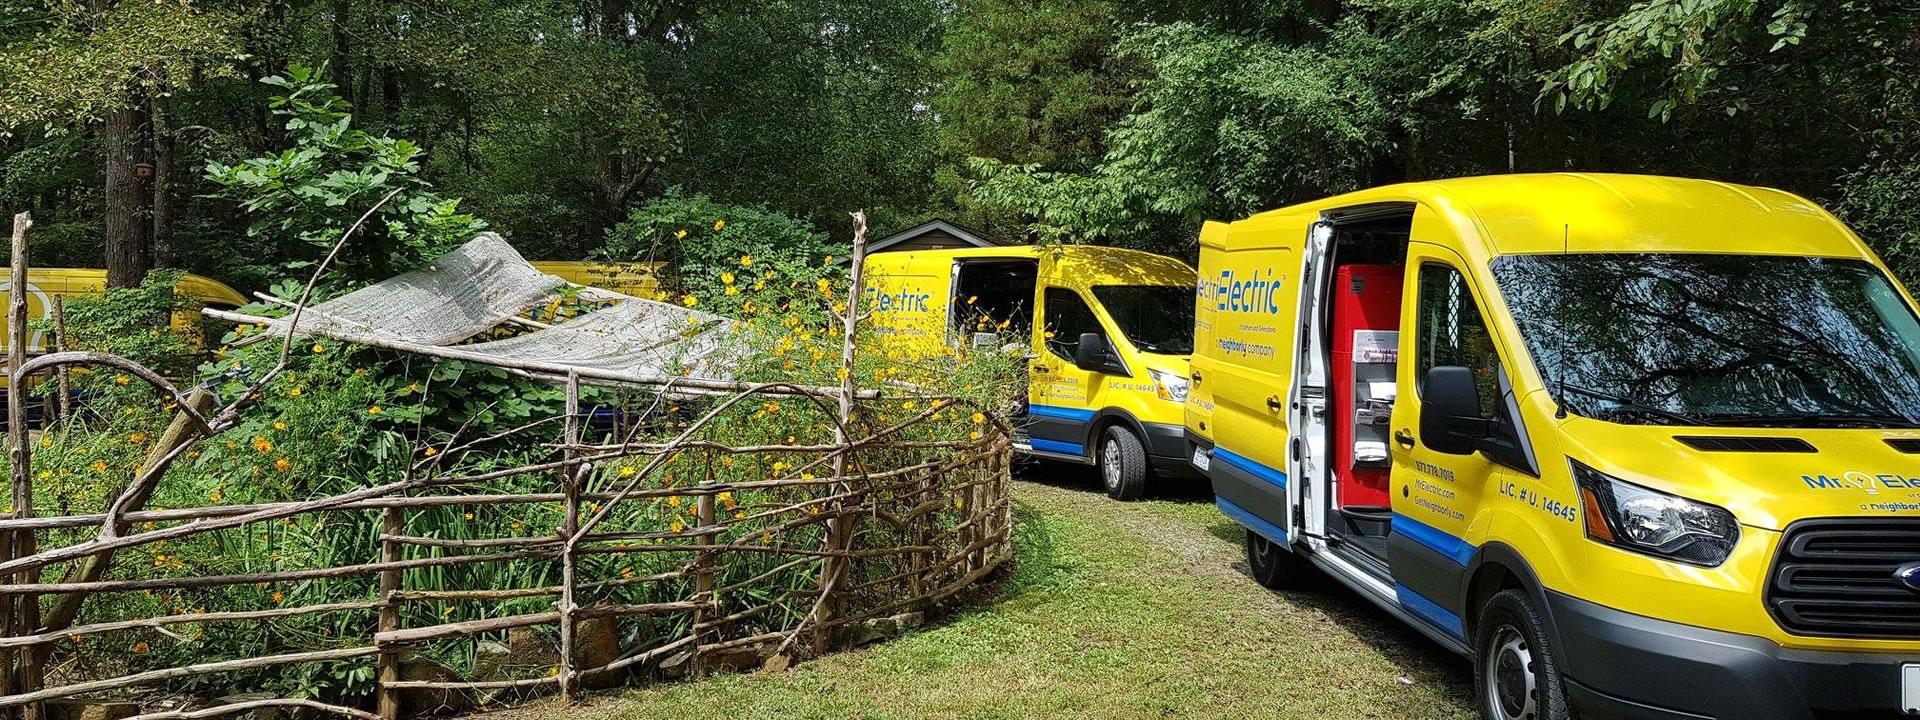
[[1244, 530, 1304, 589], [1098, 425, 1148, 501], [1473, 589, 1570, 720]]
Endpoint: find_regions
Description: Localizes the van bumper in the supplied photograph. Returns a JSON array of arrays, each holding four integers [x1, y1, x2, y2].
[[1142, 421, 1199, 479], [1547, 590, 1914, 720]]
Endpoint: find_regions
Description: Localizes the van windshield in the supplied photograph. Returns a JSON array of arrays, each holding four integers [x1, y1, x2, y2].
[[1091, 285, 1195, 355], [1490, 253, 1920, 428]]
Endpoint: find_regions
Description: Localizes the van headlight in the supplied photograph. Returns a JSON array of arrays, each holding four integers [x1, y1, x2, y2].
[[1570, 460, 1740, 567], [1149, 369, 1189, 403]]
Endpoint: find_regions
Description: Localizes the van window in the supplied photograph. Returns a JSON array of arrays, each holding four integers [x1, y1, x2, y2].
[[1415, 264, 1500, 417], [1492, 253, 1920, 427], [1091, 285, 1195, 355], [1043, 288, 1102, 360]]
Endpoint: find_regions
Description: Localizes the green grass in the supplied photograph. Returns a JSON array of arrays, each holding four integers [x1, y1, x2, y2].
[[500, 476, 1475, 719]]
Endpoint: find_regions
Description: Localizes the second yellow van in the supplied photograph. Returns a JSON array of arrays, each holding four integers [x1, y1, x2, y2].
[[864, 245, 1199, 499]]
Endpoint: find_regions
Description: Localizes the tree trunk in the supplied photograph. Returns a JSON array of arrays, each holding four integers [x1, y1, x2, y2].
[[102, 88, 153, 288], [151, 69, 175, 269]]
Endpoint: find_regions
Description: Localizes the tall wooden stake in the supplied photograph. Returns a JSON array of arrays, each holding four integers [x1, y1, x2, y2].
[[46, 299, 66, 427], [812, 211, 867, 653], [5, 212, 39, 720], [376, 501, 402, 719], [557, 372, 581, 702]]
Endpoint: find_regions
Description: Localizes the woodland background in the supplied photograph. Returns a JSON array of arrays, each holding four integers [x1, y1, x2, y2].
[[3, 0, 1919, 291]]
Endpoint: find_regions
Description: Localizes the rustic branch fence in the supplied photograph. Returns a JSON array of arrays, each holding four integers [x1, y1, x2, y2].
[[0, 211, 1017, 719]]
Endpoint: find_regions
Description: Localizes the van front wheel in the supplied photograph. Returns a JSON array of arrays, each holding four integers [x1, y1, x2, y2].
[[1473, 589, 1570, 720], [1098, 425, 1148, 501]]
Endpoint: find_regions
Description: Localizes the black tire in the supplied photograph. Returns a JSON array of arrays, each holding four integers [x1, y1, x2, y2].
[[1244, 529, 1305, 589], [1097, 425, 1149, 500], [1473, 589, 1571, 720]]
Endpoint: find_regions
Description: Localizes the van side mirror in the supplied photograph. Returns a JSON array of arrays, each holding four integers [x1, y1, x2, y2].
[[1073, 332, 1126, 374], [1420, 366, 1492, 455]]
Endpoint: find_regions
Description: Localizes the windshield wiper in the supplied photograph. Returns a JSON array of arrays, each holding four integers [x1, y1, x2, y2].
[[1554, 383, 1705, 426], [1707, 413, 1920, 429]]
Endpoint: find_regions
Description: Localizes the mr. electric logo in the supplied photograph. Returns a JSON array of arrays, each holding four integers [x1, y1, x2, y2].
[[1800, 471, 1920, 494], [1200, 268, 1284, 315], [866, 286, 933, 314]]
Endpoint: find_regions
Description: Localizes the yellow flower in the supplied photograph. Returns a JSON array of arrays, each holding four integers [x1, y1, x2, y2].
[[721, 272, 736, 284], [733, 511, 746, 520], [823, 255, 835, 264], [713, 219, 727, 231], [739, 254, 754, 267], [274, 458, 290, 473], [208, 490, 223, 503], [311, 343, 326, 354], [273, 421, 287, 431], [675, 229, 688, 240], [113, 375, 130, 386], [971, 412, 986, 424], [670, 520, 686, 533], [667, 495, 682, 508], [129, 432, 148, 444], [463, 512, 475, 520], [422, 447, 438, 457], [724, 286, 740, 296], [901, 400, 916, 410], [619, 466, 636, 477], [89, 461, 108, 473], [621, 566, 636, 578], [966, 295, 978, 304], [271, 591, 284, 605], [132, 642, 149, 653], [38, 436, 50, 447], [801, 473, 816, 480], [367, 406, 382, 415], [970, 431, 983, 440], [254, 436, 273, 453], [681, 294, 698, 307], [288, 387, 302, 397]]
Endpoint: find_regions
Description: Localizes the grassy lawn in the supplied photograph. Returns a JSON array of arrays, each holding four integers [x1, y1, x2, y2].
[[505, 473, 1474, 719]]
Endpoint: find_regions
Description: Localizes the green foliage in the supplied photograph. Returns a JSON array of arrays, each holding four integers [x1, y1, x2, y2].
[[604, 191, 840, 297], [0, 0, 244, 128], [29, 268, 196, 374], [202, 65, 487, 283]]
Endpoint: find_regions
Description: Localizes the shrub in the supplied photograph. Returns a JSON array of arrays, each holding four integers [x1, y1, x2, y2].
[[604, 191, 840, 297]]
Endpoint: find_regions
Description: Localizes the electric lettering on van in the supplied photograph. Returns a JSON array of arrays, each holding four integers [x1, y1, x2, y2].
[[865, 286, 933, 314], [1207, 269, 1284, 314], [1801, 471, 1920, 494]]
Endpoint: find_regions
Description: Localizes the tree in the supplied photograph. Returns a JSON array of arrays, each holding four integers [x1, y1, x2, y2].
[[0, 0, 242, 286]]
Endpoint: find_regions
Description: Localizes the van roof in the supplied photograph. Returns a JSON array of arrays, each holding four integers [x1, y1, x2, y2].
[[864, 244, 1195, 285], [1244, 173, 1868, 259], [0, 268, 248, 307]]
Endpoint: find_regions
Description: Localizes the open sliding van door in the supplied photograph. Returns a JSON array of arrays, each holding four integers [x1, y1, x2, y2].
[[1201, 215, 1310, 545]]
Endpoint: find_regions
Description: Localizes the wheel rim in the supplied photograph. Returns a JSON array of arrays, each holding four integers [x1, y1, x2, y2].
[[1483, 625, 1538, 720], [1247, 533, 1272, 571], [1101, 439, 1123, 490]]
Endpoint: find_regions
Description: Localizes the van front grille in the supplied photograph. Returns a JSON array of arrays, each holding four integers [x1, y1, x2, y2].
[[1766, 519, 1920, 640]]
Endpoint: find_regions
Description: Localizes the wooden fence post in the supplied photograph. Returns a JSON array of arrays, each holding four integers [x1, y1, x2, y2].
[[557, 372, 580, 702], [6, 212, 40, 720], [376, 499, 403, 720], [691, 491, 716, 676]]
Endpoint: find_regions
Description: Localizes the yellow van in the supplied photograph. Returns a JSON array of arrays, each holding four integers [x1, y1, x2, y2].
[[1187, 173, 1920, 719], [864, 245, 1198, 499], [530, 261, 663, 299], [0, 269, 247, 356]]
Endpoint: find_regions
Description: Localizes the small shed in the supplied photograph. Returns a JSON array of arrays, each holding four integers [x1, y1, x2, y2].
[[865, 219, 1011, 255]]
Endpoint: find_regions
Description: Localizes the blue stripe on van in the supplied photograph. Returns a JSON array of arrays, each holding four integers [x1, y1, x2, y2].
[[1217, 496, 1289, 544], [1028, 404, 1097, 422], [1396, 582, 1466, 640], [1029, 437, 1083, 456], [1391, 512, 1475, 566], [1214, 447, 1288, 490]]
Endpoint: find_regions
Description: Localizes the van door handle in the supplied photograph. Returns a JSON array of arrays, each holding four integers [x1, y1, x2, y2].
[[1265, 396, 1283, 412], [1394, 429, 1415, 448]]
